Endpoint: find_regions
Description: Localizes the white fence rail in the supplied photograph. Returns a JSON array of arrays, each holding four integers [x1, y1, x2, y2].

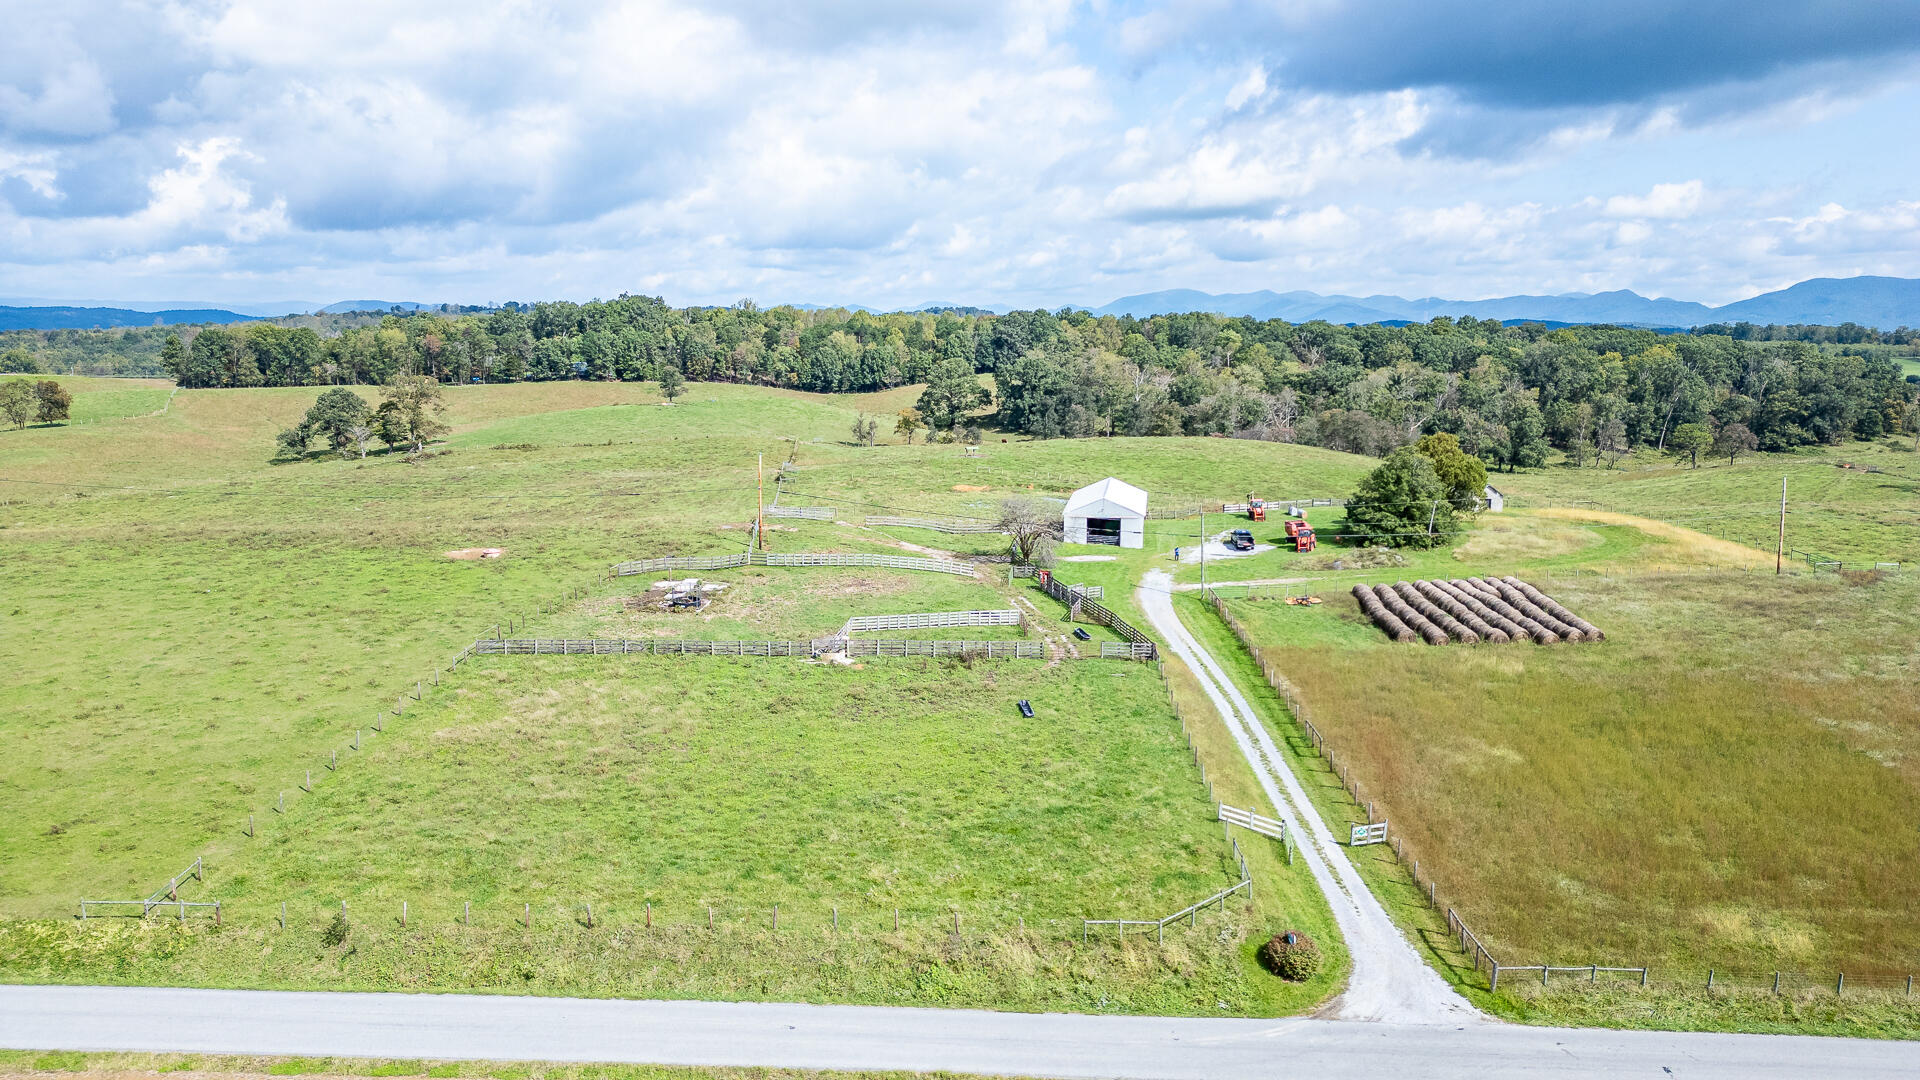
[[473, 637, 1042, 659], [612, 551, 977, 577], [846, 639, 1042, 658], [767, 506, 835, 520], [842, 610, 1022, 632]]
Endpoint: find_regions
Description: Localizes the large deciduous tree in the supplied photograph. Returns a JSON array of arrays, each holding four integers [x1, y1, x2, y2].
[[379, 375, 449, 453], [32, 380, 71, 424], [1345, 445, 1458, 548]]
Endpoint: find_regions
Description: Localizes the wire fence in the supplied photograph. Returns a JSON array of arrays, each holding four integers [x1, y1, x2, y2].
[[765, 505, 834, 520], [611, 551, 978, 577], [864, 514, 1005, 534]]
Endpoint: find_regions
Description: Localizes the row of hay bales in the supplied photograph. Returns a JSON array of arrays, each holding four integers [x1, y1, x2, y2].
[[1350, 576, 1604, 645]]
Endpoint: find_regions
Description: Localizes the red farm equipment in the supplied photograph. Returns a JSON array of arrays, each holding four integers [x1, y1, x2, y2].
[[1284, 519, 1317, 552], [1247, 494, 1266, 522]]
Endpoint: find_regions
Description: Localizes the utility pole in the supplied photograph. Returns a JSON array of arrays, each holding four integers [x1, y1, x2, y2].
[[1428, 500, 1439, 540], [1776, 476, 1786, 576], [1199, 510, 1206, 590], [756, 453, 764, 553]]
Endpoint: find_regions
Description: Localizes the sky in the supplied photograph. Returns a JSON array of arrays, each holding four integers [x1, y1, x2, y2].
[[1, 0, 1918, 311]]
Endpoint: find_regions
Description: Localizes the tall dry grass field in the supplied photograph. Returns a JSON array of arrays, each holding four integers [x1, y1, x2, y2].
[[1229, 570, 1920, 977]]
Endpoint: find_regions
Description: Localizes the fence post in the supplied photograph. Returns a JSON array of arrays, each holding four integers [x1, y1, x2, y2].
[[1490, 962, 1499, 991], [402, 901, 407, 927], [465, 901, 470, 925], [248, 814, 254, 836], [1772, 971, 1779, 994], [1707, 969, 1714, 990], [1836, 973, 1844, 996], [524, 903, 530, 928], [1640, 967, 1647, 987], [773, 904, 778, 930]]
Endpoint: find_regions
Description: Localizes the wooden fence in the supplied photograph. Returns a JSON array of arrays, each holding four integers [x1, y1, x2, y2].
[[474, 637, 1042, 659], [611, 551, 977, 577], [1039, 575, 1158, 659], [865, 515, 1005, 534], [841, 610, 1023, 632], [846, 640, 1042, 658], [766, 506, 835, 520]]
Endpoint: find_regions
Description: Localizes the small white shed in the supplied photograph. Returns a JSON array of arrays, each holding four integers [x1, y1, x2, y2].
[[1482, 484, 1505, 512], [1063, 477, 1148, 548]]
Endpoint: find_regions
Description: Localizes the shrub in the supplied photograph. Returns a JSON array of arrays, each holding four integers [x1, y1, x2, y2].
[[1259, 929, 1321, 981], [321, 912, 349, 947]]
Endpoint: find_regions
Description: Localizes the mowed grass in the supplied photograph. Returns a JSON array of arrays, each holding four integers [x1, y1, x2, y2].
[[1223, 569, 1920, 980], [0, 377, 1349, 1016], [1496, 441, 1920, 564], [219, 657, 1231, 919], [0, 656, 1338, 1016]]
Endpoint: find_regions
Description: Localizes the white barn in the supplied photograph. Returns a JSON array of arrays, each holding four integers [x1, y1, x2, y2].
[[1063, 477, 1148, 548]]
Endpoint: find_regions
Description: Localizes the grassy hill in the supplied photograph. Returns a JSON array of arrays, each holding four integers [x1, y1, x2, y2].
[[0, 379, 1359, 1016]]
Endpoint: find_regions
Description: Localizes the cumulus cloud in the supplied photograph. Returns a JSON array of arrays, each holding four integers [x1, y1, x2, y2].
[[0, 1, 1916, 308]]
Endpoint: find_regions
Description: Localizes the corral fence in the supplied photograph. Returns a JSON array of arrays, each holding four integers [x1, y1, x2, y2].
[[474, 636, 1046, 660], [840, 610, 1022, 633], [865, 515, 1006, 534], [612, 551, 977, 578], [766, 506, 835, 521], [1038, 574, 1158, 660], [847, 640, 1041, 659]]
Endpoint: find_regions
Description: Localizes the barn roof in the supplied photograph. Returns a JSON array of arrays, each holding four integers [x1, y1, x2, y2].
[[1064, 477, 1148, 519]]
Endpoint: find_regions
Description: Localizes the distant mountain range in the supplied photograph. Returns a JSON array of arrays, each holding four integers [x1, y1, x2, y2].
[[4, 276, 1916, 332], [1089, 276, 1920, 330]]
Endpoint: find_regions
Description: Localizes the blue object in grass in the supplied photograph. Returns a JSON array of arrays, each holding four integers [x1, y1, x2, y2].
[[1017, 699, 1034, 718], [1072, 627, 1092, 641]]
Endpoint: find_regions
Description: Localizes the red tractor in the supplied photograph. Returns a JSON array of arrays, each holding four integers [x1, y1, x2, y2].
[[1247, 494, 1266, 522], [1284, 519, 1317, 552]]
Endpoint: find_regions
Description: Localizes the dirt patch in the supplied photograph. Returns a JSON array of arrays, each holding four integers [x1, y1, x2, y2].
[[444, 547, 505, 560], [953, 484, 991, 492]]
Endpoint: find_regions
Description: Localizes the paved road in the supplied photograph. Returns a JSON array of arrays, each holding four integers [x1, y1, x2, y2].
[[3, 985, 1914, 1079], [1137, 570, 1473, 1024]]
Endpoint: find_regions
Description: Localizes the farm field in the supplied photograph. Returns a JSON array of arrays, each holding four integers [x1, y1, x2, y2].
[[1495, 441, 1920, 565], [1213, 568, 1920, 991], [0, 378, 1345, 1015]]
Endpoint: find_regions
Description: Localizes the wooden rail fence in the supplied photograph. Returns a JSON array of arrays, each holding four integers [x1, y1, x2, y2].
[[840, 610, 1022, 632], [474, 637, 1043, 659], [1039, 575, 1157, 659]]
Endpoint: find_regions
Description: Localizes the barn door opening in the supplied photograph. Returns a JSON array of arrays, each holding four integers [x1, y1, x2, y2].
[[1087, 518, 1121, 545]]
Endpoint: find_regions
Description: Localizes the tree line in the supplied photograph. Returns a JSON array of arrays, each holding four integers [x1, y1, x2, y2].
[[5, 296, 1915, 468]]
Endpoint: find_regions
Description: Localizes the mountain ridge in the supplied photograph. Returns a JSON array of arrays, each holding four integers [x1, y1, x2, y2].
[[1089, 276, 1920, 329]]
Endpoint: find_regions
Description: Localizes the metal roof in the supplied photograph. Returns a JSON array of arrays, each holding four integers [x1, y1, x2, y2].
[[1063, 477, 1149, 518]]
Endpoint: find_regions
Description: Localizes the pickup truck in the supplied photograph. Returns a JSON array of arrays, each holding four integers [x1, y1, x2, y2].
[[1228, 529, 1256, 551]]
